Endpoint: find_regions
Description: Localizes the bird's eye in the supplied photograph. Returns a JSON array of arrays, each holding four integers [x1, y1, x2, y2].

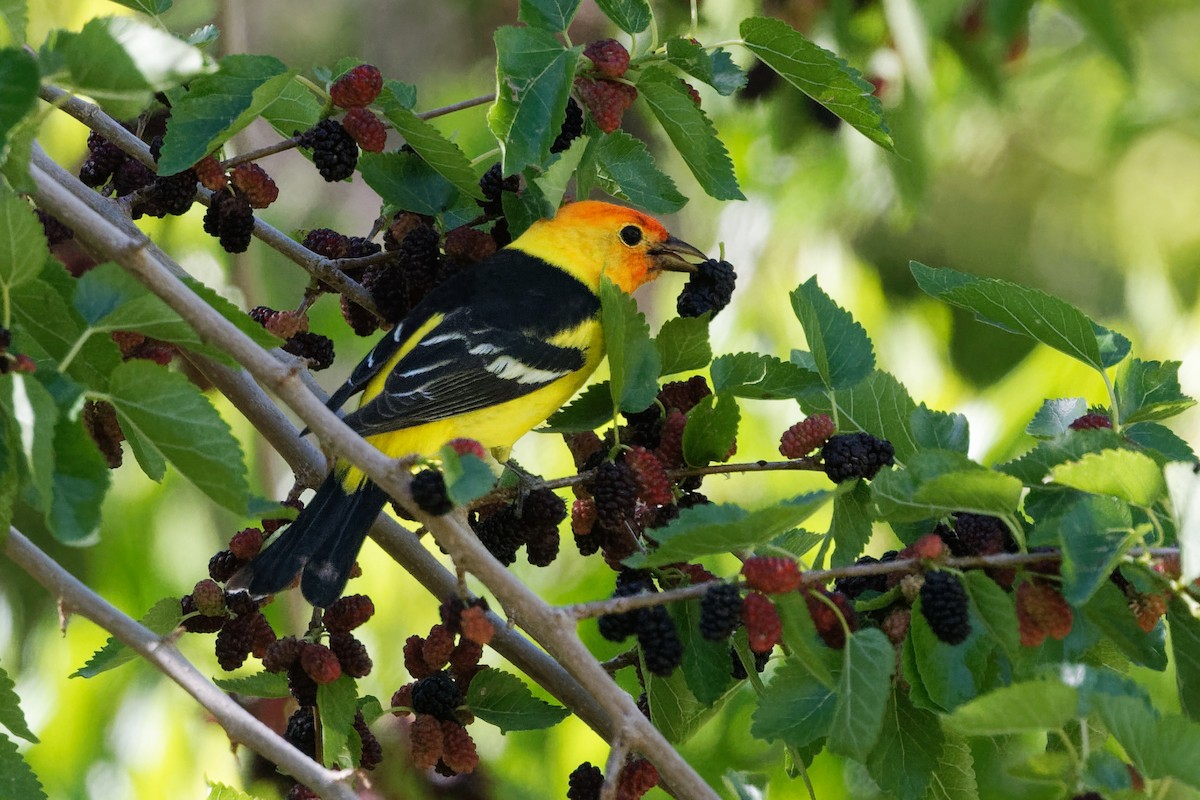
[[619, 225, 643, 246]]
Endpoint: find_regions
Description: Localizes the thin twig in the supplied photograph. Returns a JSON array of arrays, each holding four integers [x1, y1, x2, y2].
[[221, 136, 302, 169], [417, 93, 496, 120], [600, 736, 630, 800]]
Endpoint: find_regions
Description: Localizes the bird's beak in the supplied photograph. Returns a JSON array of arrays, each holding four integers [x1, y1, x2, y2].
[[650, 235, 706, 273]]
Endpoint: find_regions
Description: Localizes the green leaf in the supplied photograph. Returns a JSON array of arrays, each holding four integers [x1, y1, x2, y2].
[[1082, 582, 1167, 670], [466, 668, 569, 733], [1026, 398, 1087, 439], [773, 592, 836, 688], [72, 597, 182, 678], [1051, 449, 1164, 507], [213, 671, 291, 699], [1166, 461, 1200, 586], [0, 732, 44, 800], [644, 645, 724, 744], [359, 150, 463, 217], [998, 428, 1125, 485], [909, 595, 992, 710], [829, 481, 873, 568], [158, 55, 292, 175], [1093, 694, 1200, 788], [865, 690, 944, 800], [750, 658, 836, 749], [0, 1, 26, 45], [739, 16, 892, 150], [1082, 749, 1134, 794], [259, 76, 322, 138], [53, 17, 208, 119], [518, 0, 581, 31], [11, 277, 122, 392], [1168, 597, 1200, 721], [539, 381, 613, 433], [962, 570, 1019, 662], [500, 183, 551, 240], [944, 681, 1078, 735], [107, 0, 172, 14], [828, 629, 894, 761], [593, 131, 687, 214], [0, 182, 46, 297], [790, 278, 874, 393], [711, 352, 822, 401], [488, 27, 580, 176], [801, 370, 920, 462], [664, 38, 747, 96], [47, 408, 110, 544], [106, 360, 255, 515], [181, 275, 281, 352], [438, 448, 496, 507], [924, 734, 979, 800], [636, 67, 744, 201], [204, 781, 259, 800], [870, 450, 1022, 522], [673, 599, 734, 706], [1059, 0, 1134, 76], [1115, 359, 1196, 425], [682, 393, 739, 467], [532, 137, 588, 211], [379, 104, 484, 201], [1124, 422, 1195, 463], [600, 277, 660, 413], [654, 315, 711, 376], [0, 48, 37, 146], [3, 373, 55, 515], [317, 675, 358, 768], [910, 262, 1130, 372], [0, 663, 36, 742], [911, 405, 969, 454], [626, 491, 832, 567], [594, 0, 650, 33], [1054, 494, 1134, 605]]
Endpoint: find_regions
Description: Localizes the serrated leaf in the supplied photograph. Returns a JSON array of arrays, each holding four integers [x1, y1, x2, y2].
[[11, 276, 122, 392], [962, 570, 1019, 662], [1060, 0, 1134, 76], [72, 597, 182, 678], [909, 595, 993, 711], [1125, 422, 1195, 463], [1082, 582, 1167, 669], [532, 137, 588, 210], [359, 150, 463, 217], [1167, 462, 1200, 586], [866, 690, 944, 800], [488, 27, 580, 176], [1027, 398, 1087, 438], [944, 681, 1077, 735], [518, 0, 581, 31], [655, 315, 710, 376], [911, 262, 1130, 372], [1168, 598, 1200, 721], [925, 734, 979, 800], [0, 1, 26, 45], [158, 55, 292, 174], [47, 408, 110, 544], [773, 592, 836, 688], [213, 671, 291, 699], [316, 675, 357, 768], [500, 183, 551, 240], [466, 668, 569, 733], [637, 67, 744, 201], [673, 599, 734, 706], [0, 48, 37, 146], [828, 629, 894, 761], [594, 0, 650, 33], [186, 24, 219, 48], [626, 491, 832, 567], [0, 182, 46, 295], [998, 428, 1125, 485], [380, 104, 484, 201], [1093, 694, 1200, 788], [644, 644, 725, 744], [1054, 493, 1134, 605], [790, 279, 874, 393], [108, 0, 172, 13], [54, 17, 208, 119], [594, 131, 687, 214], [740, 16, 892, 150], [0, 663, 35, 743], [664, 38, 747, 96], [710, 352, 822, 401], [911, 404, 969, 454], [106, 360, 254, 514], [181, 275, 281, 353], [438, 448, 495, 507], [1115, 359, 1196, 425], [4, 373, 55, 515], [1082, 749, 1134, 794], [539, 381, 613, 433], [681, 393, 739, 466], [0, 732, 44, 800], [829, 481, 872, 568], [870, 450, 1022, 522], [801, 370, 920, 462], [750, 658, 836, 749], [260, 76, 322, 138], [600, 277, 660, 413], [1051, 449, 1165, 507]]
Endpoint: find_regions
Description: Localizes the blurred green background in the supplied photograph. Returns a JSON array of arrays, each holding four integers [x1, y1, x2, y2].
[[7, 0, 1200, 797]]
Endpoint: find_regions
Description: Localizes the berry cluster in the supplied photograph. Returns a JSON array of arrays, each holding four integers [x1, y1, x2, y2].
[[596, 571, 683, 676], [1015, 579, 1073, 647], [297, 119, 359, 182], [566, 756, 659, 800], [248, 306, 336, 371], [468, 486, 568, 566], [821, 431, 895, 482], [918, 570, 971, 645], [574, 77, 638, 135], [111, 330, 176, 365], [677, 258, 737, 318]]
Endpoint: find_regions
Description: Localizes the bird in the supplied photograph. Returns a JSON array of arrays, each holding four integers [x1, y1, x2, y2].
[[233, 200, 706, 607]]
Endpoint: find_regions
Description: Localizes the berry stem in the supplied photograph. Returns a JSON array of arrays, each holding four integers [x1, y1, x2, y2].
[[417, 93, 496, 121], [221, 137, 302, 170]]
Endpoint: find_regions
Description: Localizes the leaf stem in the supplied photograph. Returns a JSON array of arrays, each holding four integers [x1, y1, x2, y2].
[[56, 328, 94, 374], [469, 147, 501, 167]]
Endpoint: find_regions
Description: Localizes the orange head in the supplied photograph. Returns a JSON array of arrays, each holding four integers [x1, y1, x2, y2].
[[510, 200, 706, 293]]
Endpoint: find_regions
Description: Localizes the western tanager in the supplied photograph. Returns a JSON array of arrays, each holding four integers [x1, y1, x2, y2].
[[237, 201, 705, 607]]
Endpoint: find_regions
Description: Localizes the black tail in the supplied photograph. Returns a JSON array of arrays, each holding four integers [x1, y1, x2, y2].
[[232, 472, 389, 608]]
